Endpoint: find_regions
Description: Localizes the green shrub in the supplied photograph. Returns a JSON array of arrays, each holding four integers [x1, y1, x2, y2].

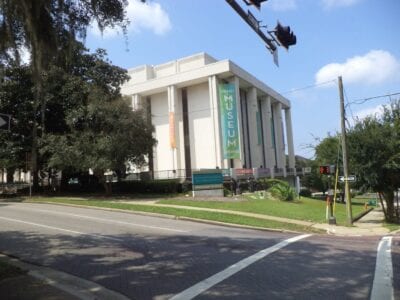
[[181, 180, 192, 193], [299, 189, 312, 197], [255, 178, 268, 190], [114, 179, 180, 194], [267, 179, 296, 201]]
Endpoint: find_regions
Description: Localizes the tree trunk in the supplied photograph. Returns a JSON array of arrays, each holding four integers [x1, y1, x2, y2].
[[6, 167, 15, 183], [383, 190, 395, 223], [104, 182, 112, 197], [94, 170, 112, 196], [378, 192, 387, 219], [20, 0, 48, 192]]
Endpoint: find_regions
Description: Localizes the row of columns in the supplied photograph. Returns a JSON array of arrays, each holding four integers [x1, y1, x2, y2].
[[207, 75, 295, 171], [131, 75, 295, 175]]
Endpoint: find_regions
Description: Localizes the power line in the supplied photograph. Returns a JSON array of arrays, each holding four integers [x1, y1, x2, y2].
[[281, 79, 336, 95], [343, 87, 356, 124], [347, 91, 400, 106]]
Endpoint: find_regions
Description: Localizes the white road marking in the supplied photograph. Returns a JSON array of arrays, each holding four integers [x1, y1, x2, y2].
[[370, 236, 394, 300], [9, 205, 188, 233], [170, 234, 311, 300], [0, 216, 123, 242]]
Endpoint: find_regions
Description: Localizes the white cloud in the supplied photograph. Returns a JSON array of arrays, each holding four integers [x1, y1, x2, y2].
[[315, 50, 400, 86], [321, 0, 362, 9], [91, 0, 171, 38], [347, 104, 384, 126], [354, 105, 384, 120], [269, 0, 297, 11]]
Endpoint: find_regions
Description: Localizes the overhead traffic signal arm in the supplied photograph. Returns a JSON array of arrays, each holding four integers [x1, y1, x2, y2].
[[225, 0, 276, 52]]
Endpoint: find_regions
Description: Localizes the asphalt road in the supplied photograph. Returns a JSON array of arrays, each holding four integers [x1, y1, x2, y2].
[[0, 202, 398, 300]]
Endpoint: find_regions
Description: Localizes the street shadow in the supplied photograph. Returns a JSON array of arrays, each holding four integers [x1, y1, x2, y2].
[[0, 229, 386, 300]]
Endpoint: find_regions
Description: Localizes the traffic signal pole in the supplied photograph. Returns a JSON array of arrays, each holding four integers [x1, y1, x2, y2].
[[338, 76, 353, 225], [225, 0, 277, 52]]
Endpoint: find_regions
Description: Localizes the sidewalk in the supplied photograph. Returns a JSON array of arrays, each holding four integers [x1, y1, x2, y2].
[[313, 206, 391, 236]]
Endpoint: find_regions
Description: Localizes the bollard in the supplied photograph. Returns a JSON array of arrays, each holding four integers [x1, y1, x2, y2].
[[327, 192, 337, 225]]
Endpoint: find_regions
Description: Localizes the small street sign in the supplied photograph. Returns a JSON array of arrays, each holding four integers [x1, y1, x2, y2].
[[339, 175, 356, 182], [272, 48, 279, 67], [0, 113, 11, 130]]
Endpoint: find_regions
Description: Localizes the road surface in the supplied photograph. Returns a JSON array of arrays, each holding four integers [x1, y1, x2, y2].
[[0, 202, 398, 299]]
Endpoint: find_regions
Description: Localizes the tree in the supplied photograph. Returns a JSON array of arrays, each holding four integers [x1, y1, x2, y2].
[[301, 135, 341, 195], [315, 135, 341, 167], [347, 100, 400, 223], [301, 161, 329, 195], [0, 65, 34, 181], [41, 89, 155, 195], [0, 0, 138, 189], [1, 43, 155, 193]]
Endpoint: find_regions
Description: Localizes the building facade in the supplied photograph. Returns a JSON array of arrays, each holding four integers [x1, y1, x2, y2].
[[121, 53, 295, 180]]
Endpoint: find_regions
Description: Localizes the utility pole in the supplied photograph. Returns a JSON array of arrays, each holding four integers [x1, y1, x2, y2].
[[338, 76, 353, 225]]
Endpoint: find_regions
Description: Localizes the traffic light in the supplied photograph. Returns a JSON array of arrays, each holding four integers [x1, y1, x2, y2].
[[319, 165, 336, 175], [245, 0, 267, 10], [274, 21, 297, 50], [319, 165, 330, 175]]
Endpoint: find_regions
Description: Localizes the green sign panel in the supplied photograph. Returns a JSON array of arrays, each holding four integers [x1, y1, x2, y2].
[[219, 83, 240, 159], [192, 173, 223, 185], [192, 170, 223, 191]]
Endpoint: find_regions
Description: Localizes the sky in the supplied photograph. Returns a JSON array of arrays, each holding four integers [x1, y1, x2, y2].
[[84, 0, 400, 159]]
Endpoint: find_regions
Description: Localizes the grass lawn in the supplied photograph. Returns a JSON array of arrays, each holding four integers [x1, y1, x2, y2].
[[26, 197, 322, 233], [0, 260, 26, 281], [383, 222, 400, 232], [158, 195, 368, 226]]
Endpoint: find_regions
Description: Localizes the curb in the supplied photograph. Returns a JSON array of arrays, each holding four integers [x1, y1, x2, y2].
[[24, 200, 319, 234], [176, 216, 307, 234], [0, 253, 130, 300], [25, 200, 179, 221]]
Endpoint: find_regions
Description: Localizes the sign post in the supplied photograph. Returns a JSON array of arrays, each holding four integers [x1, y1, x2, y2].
[[339, 175, 356, 183]]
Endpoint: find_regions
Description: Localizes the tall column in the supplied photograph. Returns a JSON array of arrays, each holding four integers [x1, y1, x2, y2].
[[247, 87, 263, 168], [208, 75, 223, 168], [167, 85, 179, 173], [272, 102, 285, 169], [132, 94, 142, 111], [261, 96, 274, 169], [285, 108, 295, 169]]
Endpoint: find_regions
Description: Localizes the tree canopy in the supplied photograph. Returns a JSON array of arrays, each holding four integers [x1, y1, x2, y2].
[[347, 100, 400, 222], [1, 44, 156, 193], [0, 0, 139, 188], [314, 100, 400, 222]]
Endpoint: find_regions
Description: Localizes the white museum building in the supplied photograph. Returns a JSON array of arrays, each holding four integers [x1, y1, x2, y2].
[[121, 53, 296, 180]]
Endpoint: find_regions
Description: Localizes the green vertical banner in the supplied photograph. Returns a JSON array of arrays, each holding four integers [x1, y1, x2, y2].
[[219, 83, 240, 159]]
